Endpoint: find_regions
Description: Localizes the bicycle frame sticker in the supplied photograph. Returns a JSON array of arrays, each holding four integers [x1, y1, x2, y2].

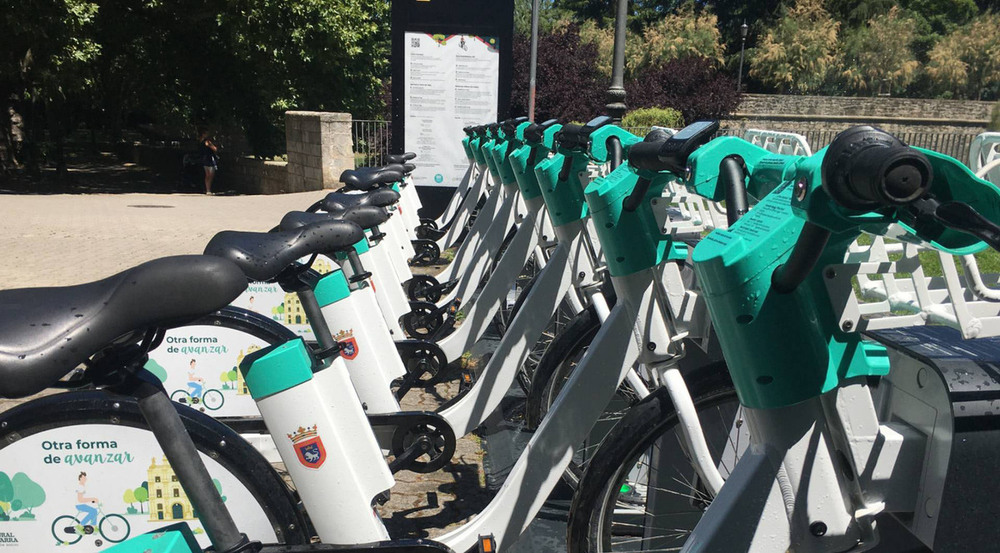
[[333, 329, 359, 360], [287, 425, 326, 469], [0, 425, 276, 551], [147, 325, 268, 419]]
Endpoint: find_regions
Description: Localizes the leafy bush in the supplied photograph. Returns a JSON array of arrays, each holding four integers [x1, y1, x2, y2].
[[625, 57, 741, 123], [510, 24, 607, 122], [990, 102, 1000, 132], [622, 107, 684, 134]]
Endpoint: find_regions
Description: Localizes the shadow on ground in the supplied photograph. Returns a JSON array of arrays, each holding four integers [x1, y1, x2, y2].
[[1, 149, 224, 195]]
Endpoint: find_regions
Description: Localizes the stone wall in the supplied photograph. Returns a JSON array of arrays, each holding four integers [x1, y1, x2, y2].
[[227, 157, 289, 195], [731, 93, 992, 131], [723, 94, 995, 160], [285, 111, 354, 190]]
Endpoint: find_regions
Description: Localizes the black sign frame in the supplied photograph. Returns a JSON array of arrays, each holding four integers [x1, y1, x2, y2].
[[390, 0, 514, 155]]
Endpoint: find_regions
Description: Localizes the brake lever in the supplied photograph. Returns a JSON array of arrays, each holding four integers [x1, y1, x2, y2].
[[933, 200, 1000, 251]]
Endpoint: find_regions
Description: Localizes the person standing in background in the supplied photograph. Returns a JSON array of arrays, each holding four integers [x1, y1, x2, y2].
[[197, 127, 218, 195]]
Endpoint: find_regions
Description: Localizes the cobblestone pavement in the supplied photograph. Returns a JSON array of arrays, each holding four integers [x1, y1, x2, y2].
[[0, 192, 495, 539]]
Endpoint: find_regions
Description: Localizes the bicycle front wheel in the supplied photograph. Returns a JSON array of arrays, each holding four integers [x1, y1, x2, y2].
[[50, 515, 84, 545], [99, 514, 130, 543], [567, 364, 744, 552], [201, 389, 225, 411]]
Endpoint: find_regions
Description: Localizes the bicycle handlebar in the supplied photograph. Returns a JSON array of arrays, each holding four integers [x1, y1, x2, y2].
[[821, 126, 932, 211]]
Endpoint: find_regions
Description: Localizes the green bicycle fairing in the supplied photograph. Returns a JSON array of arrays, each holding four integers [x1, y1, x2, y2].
[[314, 269, 352, 307], [541, 123, 562, 151], [462, 136, 474, 160], [482, 139, 501, 182], [689, 138, 1000, 409], [587, 126, 641, 163], [585, 165, 686, 276], [510, 122, 563, 201], [534, 152, 590, 227], [106, 523, 201, 553], [515, 120, 532, 142], [239, 338, 315, 400], [509, 144, 544, 200], [471, 137, 487, 165], [489, 139, 518, 185], [693, 181, 883, 409]]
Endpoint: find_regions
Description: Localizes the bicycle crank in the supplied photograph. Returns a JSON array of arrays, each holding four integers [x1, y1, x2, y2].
[[368, 412, 456, 474]]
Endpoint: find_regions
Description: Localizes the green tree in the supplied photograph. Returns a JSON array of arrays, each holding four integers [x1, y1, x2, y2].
[[10, 473, 45, 518], [841, 7, 920, 95], [227, 369, 239, 388], [0, 0, 101, 176], [826, 0, 895, 27], [749, 0, 841, 93], [578, 20, 640, 78], [635, 4, 724, 70], [579, 3, 722, 79], [903, 0, 979, 57], [926, 13, 1000, 99], [514, 0, 573, 36], [133, 484, 148, 514]]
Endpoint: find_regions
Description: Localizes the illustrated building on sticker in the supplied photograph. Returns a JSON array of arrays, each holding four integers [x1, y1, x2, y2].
[[283, 293, 306, 326], [234, 345, 261, 395], [148, 457, 195, 522], [312, 257, 333, 275]]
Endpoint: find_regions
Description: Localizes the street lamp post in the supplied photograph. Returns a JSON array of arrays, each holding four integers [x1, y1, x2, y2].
[[605, 0, 628, 122], [528, 0, 540, 121], [737, 21, 748, 92]]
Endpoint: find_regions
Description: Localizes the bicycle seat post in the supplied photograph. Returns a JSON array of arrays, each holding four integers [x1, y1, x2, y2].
[[124, 372, 253, 553]]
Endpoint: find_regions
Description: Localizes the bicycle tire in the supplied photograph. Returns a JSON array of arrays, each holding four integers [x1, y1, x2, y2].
[[525, 305, 601, 430], [1, 390, 311, 546], [99, 513, 130, 543], [566, 363, 739, 552]]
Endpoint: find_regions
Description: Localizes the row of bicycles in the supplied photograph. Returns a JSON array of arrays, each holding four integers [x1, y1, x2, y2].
[[2, 116, 1000, 553]]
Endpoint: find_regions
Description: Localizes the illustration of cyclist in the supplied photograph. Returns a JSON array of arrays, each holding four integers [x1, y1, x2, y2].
[[186, 359, 204, 399], [75, 472, 99, 531]]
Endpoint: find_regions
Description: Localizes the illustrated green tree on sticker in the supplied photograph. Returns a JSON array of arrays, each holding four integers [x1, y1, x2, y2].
[[10, 473, 45, 519], [144, 359, 169, 383], [133, 483, 149, 514], [0, 472, 46, 520], [123, 488, 138, 514]]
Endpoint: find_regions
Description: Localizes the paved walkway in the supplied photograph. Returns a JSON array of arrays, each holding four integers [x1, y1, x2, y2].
[[0, 192, 331, 288], [0, 192, 495, 539]]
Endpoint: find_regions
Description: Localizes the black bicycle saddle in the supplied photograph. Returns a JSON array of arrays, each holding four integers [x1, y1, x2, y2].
[[387, 152, 416, 164], [339, 167, 403, 191], [281, 208, 388, 232], [204, 220, 364, 282], [0, 255, 246, 398], [320, 189, 400, 212]]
